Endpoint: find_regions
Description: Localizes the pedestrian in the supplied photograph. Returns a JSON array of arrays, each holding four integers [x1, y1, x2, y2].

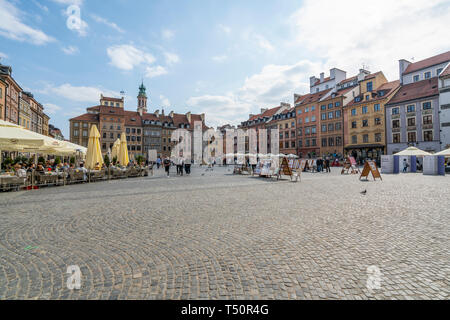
[[163, 157, 171, 177], [403, 159, 409, 173], [325, 158, 331, 173], [156, 157, 161, 169]]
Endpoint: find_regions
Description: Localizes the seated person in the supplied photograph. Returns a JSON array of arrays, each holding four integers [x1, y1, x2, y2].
[[94, 162, 101, 170], [36, 164, 45, 173], [15, 164, 27, 178]]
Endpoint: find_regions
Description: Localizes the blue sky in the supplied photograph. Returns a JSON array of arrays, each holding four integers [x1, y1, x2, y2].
[[1, 0, 449, 137]]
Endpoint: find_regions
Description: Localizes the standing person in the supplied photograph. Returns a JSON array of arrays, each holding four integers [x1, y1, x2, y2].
[[163, 157, 171, 177], [325, 157, 331, 173], [180, 157, 184, 176], [403, 159, 409, 173], [156, 157, 161, 169], [184, 159, 191, 175]]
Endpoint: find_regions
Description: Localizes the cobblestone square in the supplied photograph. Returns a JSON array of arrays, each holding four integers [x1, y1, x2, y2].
[[0, 167, 448, 300]]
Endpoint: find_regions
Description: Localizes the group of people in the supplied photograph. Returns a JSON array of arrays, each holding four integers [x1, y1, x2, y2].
[[315, 158, 331, 173], [158, 157, 192, 177]]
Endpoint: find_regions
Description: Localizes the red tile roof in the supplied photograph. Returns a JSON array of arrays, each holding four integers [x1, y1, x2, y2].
[[386, 78, 438, 105], [295, 88, 332, 106], [101, 96, 123, 102], [70, 113, 98, 121], [314, 77, 331, 85], [403, 51, 450, 75], [440, 63, 450, 77], [364, 71, 383, 80], [346, 80, 400, 107], [123, 111, 142, 126], [248, 106, 281, 121], [338, 76, 357, 85]]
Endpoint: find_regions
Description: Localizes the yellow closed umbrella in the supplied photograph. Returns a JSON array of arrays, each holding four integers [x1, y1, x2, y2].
[[118, 132, 129, 166], [111, 138, 120, 160], [85, 125, 103, 169]]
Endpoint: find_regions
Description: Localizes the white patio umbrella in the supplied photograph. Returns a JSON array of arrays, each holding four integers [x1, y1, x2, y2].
[[394, 147, 431, 157], [435, 147, 450, 157], [287, 154, 299, 158]]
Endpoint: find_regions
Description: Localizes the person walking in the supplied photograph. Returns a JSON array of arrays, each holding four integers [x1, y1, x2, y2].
[[163, 157, 171, 177], [325, 157, 331, 173], [403, 159, 409, 173], [156, 157, 161, 169]]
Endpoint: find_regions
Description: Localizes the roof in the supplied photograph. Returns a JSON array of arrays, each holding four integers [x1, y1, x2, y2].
[[314, 77, 331, 85], [248, 106, 281, 121], [403, 51, 450, 75], [339, 76, 357, 85], [101, 96, 123, 102], [70, 113, 98, 122], [347, 80, 400, 107], [440, 63, 450, 78], [386, 78, 438, 106], [123, 111, 142, 126], [364, 71, 383, 80], [295, 88, 332, 106]]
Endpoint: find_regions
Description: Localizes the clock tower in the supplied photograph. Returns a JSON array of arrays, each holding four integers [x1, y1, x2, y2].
[[137, 81, 148, 115]]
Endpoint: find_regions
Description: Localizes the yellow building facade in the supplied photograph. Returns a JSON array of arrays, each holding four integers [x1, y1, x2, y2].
[[344, 72, 400, 163]]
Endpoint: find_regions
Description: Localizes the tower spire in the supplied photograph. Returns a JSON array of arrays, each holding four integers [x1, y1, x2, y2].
[[137, 80, 148, 115]]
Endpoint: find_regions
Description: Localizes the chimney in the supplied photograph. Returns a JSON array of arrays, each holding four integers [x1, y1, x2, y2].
[[155, 109, 160, 117], [320, 72, 325, 83], [309, 76, 317, 87], [186, 112, 191, 123], [357, 69, 369, 82], [169, 111, 174, 118], [200, 113, 205, 122], [162, 109, 165, 116], [398, 59, 411, 84]]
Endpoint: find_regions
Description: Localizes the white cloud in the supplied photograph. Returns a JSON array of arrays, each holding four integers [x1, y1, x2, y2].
[[254, 34, 274, 52], [0, 0, 54, 45], [32, 0, 49, 12], [160, 95, 170, 107], [0, 51, 8, 60], [43, 103, 62, 114], [91, 14, 124, 33], [162, 29, 175, 40], [290, 0, 450, 80], [164, 52, 180, 65], [145, 65, 168, 78], [218, 24, 231, 34], [51, 0, 83, 5], [107, 44, 155, 70], [61, 45, 79, 55], [187, 60, 322, 127], [212, 55, 228, 63], [38, 83, 121, 103]]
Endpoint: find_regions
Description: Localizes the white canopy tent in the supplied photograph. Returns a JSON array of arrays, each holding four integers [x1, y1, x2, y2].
[[435, 148, 450, 157], [394, 147, 432, 157]]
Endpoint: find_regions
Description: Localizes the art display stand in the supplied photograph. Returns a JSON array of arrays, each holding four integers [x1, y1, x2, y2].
[[341, 157, 360, 174], [360, 161, 382, 181]]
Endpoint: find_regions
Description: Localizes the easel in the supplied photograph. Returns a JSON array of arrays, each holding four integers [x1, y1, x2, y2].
[[360, 161, 382, 181], [341, 157, 360, 174], [276, 157, 294, 181]]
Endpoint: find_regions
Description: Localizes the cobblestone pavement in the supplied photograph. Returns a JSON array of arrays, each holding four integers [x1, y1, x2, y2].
[[0, 166, 449, 300]]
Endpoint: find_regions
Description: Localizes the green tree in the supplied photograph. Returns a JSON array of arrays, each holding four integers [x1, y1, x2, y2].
[[104, 154, 110, 167], [70, 156, 75, 165]]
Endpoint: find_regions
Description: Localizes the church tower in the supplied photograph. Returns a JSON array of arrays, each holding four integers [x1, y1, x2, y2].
[[137, 81, 148, 115]]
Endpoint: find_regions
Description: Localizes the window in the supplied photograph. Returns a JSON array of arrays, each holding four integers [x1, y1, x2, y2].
[[322, 138, 327, 147], [311, 106, 315, 111], [306, 139, 310, 147], [305, 128, 310, 135], [74, 130, 79, 137], [305, 117, 309, 123], [291, 141, 296, 148], [335, 110, 341, 118], [335, 122, 341, 130], [279, 133, 283, 139], [137, 136, 141, 142], [437, 68, 443, 75], [424, 130, 433, 141], [392, 119, 400, 128], [392, 107, 399, 115], [102, 143, 106, 150], [328, 103, 333, 109], [321, 113, 326, 120], [365, 95, 370, 101], [413, 75, 420, 82], [298, 118, 302, 124], [378, 91, 385, 97], [352, 121, 357, 129], [328, 137, 334, 146], [328, 112, 333, 119], [285, 123, 289, 129], [408, 132, 416, 143], [305, 107, 309, 113], [298, 128, 302, 136], [367, 81, 373, 92], [321, 105, 326, 110], [311, 126, 316, 134], [291, 121, 295, 128], [298, 140, 302, 147], [362, 106, 368, 114], [82, 130, 88, 137], [328, 123, 334, 131], [83, 123, 88, 128], [407, 105, 415, 113], [374, 104, 380, 112], [422, 102, 432, 110], [375, 117, 381, 125], [132, 128, 136, 134], [393, 133, 400, 143], [355, 97, 361, 103], [311, 116, 316, 122], [363, 134, 369, 143], [407, 117, 416, 126], [297, 109, 302, 114], [423, 115, 432, 125], [285, 132, 289, 138], [321, 125, 327, 132], [351, 109, 357, 116], [126, 128, 130, 134], [335, 102, 340, 107], [362, 119, 368, 127], [352, 135, 357, 144], [103, 132, 106, 138], [311, 139, 316, 146], [336, 137, 342, 146], [375, 133, 382, 142], [424, 71, 431, 79]]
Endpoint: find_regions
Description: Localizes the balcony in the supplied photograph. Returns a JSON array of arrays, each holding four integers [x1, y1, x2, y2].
[[407, 126, 416, 131]]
